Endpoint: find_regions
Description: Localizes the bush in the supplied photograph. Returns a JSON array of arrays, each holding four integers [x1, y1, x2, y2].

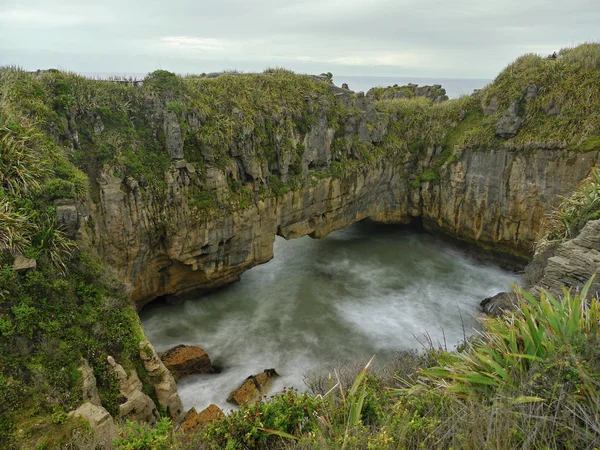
[[202, 390, 323, 449], [114, 418, 172, 450]]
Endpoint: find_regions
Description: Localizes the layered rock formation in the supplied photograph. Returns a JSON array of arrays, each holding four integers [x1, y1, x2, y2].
[[77, 84, 597, 308], [159, 344, 215, 380], [227, 369, 280, 406], [532, 219, 600, 298]]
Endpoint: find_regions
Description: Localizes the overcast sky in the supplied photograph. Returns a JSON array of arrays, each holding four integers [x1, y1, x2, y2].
[[1, 0, 598, 79]]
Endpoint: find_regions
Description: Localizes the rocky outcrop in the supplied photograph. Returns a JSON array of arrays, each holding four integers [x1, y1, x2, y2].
[[495, 100, 523, 138], [107, 356, 159, 424], [79, 359, 101, 406], [139, 340, 184, 419], [531, 220, 600, 298], [74, 80, 598, 309], [159, 345, 215, 380], [68, 403, 118, 449], [367, 83, 448, 103], [227, 369, 279, 406], [179, 404, 224, 433], [12, 254, 36, 272]]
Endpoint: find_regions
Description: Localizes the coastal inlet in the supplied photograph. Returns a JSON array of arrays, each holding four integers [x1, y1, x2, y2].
[[140, 222, 519, 412]]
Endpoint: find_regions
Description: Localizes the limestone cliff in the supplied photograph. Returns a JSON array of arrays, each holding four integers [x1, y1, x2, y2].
[[70, 78, 597, 308]]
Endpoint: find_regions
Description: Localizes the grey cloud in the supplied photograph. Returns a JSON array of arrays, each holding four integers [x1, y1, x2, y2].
[[1, 0, 598, 78]]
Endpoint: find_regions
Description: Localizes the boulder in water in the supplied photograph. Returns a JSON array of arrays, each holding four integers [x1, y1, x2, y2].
[[227, 369, 279, 406], [159, 345, 215, 380]]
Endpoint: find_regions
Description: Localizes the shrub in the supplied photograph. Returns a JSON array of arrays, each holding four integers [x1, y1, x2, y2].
[[144, 70, 180, 91], [202, 390, 323, 449], [114, 417, 172, 450], [420, 276, 600, 398]]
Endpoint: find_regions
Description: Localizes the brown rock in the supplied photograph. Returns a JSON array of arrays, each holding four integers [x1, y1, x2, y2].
[[179, 404, 224, 433], [160, 345, 214, 380], [227, 369, 279, 406]]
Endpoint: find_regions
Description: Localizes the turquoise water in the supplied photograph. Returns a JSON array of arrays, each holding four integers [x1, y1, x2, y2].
[[140, 222, 517, 413]]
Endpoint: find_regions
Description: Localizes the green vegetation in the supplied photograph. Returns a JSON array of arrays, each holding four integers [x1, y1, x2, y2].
[[0, 68, 160, 449], [537, 167, 600, 254], [106, 282, 600, 449], [479, 43, 600, 149], [1, 43, 600, 448]]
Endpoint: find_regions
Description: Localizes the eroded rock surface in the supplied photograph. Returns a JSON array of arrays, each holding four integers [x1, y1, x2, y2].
[[532, 220, 600, 298], [159, 344, 215, 380], [72, 82, 598, 309], [68, 403, 118, 449], [107, 356, 159, 424], [227, 369, 279, 406], [179, 404, 224, 433], [481, 291, 519, 316], [139, 340, 184, 419]]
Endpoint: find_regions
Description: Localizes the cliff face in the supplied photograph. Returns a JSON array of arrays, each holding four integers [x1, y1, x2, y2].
[[74, 82, 597, 307]]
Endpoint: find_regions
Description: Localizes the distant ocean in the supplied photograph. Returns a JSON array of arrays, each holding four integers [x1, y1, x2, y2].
[[333, 76, 492, 99], [80, 72, 491, 100]]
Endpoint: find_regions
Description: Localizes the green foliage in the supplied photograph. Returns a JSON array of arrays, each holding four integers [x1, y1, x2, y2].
[[144, 70, 180, 91], [202, 389, 323, 449], [165, 101, 183, 115], [481, 43, 600, 148], [421, 276, 599, 397], [114, 418, 172, 450], [267, 174, 289, 196], [540, 167, 600, 248]]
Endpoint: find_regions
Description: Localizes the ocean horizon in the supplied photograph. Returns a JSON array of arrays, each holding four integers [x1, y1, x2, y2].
[[333, 76, 492, 98], [79, 71, 491, 100]]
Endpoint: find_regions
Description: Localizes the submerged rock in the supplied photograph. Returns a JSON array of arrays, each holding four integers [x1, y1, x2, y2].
[[159, 345, 215, 380], [179, 404, 224, 433], [227, 369, 279, 406]]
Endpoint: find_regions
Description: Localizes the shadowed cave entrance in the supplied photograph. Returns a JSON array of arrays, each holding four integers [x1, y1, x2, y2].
[[139, 221, 519, 413]]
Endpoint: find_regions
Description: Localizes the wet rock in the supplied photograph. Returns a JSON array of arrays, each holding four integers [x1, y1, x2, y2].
[[13, 254, 36, 272], [160, 345, 215, 381], [107, 355, 159, 424], [68, 402, 118, 448], [179, 404, 224, 433], [481, 291, 518, 316], [227, 369, 279, 406], [140, 340, 184, 420]]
